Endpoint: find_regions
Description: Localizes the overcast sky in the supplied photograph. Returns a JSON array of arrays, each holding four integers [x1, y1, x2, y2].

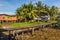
[[0, 0, 60, 15]]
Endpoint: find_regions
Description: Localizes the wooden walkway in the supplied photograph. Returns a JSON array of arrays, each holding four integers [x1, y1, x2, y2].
[[0, 22, 56, 40]]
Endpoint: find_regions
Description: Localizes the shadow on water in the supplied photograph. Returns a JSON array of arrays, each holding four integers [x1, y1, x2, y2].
[[0, 29, 15, 40]]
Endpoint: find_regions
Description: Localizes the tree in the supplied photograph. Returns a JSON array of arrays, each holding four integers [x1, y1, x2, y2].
[[36, 1, 43, 16], [16, 3, 28, 21], [55, 15, 60, 28], [16, 2, 38, 22], [49, 6, 58, 21], [16, 1, 58, 22], [27, 2, 38, 20]]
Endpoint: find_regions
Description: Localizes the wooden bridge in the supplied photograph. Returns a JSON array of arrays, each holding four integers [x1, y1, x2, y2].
[[0, 22, 57, 40]]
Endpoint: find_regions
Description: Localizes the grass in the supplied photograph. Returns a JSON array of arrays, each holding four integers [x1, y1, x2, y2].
[[10, 22, 46, 28], [0, 24, 2, 28]]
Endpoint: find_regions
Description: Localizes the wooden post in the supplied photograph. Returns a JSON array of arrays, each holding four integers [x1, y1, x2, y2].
[[14, 30, 18, 40], [1, 20, 3, 24], [51, 24, 52, 27], [12, 30, 16, 40], [22, 32, 24, 40], [43, 25, 45, 28], [0, 20, 1, 23], [32, 28, 34, 35], [16, 32, 19, 40], [8, 30, 11, 40], [12, 31, 15, 37], [1, 20, 2, 24], [39, 27, 41, 31], [42, 25, 44, 28]]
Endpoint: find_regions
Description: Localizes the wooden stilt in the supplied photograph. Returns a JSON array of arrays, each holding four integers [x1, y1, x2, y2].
[[12, 31, 15, 37], [8, 30, 11, 40], [32, 28, 34, 35], [14, 30, 18, 40], [51, 24, 52, 27], [22, 32, 24, 40], [16, 33, 19, 40], [39, 27, 41, 31]]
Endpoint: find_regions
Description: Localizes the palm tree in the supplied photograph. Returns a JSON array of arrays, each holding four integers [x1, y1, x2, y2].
[[53, 7, 58, 20], [16, 3, 28, 22], [16, 7, 23, 20], [16, 1, 58, 22], [49, 6, 58, 21], [27, 2, 38, 20], [16, 2, 37, 22], [36, 1, 43, 16]]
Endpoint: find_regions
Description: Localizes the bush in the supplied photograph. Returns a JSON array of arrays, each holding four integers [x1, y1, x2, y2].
[[29, 20, 35, 23], [54, 15, 60, 29]]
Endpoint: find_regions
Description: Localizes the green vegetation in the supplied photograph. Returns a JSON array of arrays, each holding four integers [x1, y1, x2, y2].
[[55, 15, 60, 28], [57, 15, 60, 25], [9, 1, 59, 28], [0, 24, 2, 28], [10, 22, 46, 28], [10, 1, 59, 28], [16, 1, 58, 22]]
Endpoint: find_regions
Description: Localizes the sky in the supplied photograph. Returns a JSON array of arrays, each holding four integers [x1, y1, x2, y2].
[[0, 0, 60, 15]]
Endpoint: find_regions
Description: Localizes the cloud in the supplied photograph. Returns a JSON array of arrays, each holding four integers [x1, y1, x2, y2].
[[0, 12, 15, 15], [53, 2, 60, 8]]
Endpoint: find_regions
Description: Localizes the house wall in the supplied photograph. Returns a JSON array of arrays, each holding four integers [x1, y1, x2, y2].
[[0, 15, 6, 20], [0, 14, 17, 23], [5, 16, 10, 20], [0, 16, 3, 20], [11, 16, 17, 21]]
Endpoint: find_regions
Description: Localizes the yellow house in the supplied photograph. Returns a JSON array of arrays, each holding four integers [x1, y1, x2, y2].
[[0, 14, 17, 23]]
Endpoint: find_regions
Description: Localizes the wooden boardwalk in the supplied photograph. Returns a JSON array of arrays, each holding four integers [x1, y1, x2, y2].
[[0, 22, 56, 40]]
